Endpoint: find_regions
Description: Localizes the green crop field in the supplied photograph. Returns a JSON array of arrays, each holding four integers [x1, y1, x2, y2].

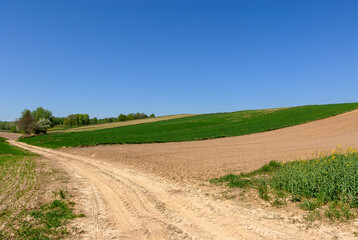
[[19, 103, 358, 149]]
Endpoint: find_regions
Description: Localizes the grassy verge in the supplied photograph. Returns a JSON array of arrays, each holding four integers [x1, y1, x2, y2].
[[0, 138, 81, 239], [20, 102, 358, 149], [211, 147, 358, 221]]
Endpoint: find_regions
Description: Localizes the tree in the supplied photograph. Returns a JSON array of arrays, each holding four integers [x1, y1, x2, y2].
[[134, 112, 141, 119], [17, 109, 36, 134], [149, 113, 155, 118], [84, 114, 90, 125], [139, 113, 148, 119], [118, 114, 127, 121], [64, 114, 75, 127], [35, 118, 51, 134], [90, 117, 98, 124], [74, 114, 80, 126], [31, 107, 52, 122], [126, 114, 135, 121], [79, 114, 84, 126]]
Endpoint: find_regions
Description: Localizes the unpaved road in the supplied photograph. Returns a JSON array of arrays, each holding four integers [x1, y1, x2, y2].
[[10, 140, 358, 239], [63, 109, 358, 181]]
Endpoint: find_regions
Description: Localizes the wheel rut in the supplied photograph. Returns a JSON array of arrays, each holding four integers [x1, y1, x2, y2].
[[10, 140, 358, 240]]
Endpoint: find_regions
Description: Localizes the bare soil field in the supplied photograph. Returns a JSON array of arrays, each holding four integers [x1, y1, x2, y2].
[[61, 109, 358, 181], [10, 140, 358, 239], [4, 110, 358, 239]]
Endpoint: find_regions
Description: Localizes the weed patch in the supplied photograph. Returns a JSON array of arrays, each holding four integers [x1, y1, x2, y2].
[[17, 198, 79, 239], [211, 147, 358, 221]]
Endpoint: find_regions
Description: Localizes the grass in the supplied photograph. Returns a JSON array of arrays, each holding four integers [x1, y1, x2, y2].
[[20, 102, 358, 149], [0, 137, 31, 155], [16, 198, 78, 240], [211, 147, 358, 221], [0, 138, 80, 239], [49, 114, 195, 133]]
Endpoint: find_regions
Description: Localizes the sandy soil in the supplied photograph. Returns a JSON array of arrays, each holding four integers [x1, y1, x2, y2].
[[0, 131, 22, 140], [61, 109, 358, 181], [10, 140, 358, 239]]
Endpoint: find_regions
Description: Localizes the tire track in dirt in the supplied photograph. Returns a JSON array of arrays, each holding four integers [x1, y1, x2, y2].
[[10, 140, 358, 240]]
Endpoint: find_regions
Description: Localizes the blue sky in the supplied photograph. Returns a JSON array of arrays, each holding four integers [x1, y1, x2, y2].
[[1, 0, 357, 121]]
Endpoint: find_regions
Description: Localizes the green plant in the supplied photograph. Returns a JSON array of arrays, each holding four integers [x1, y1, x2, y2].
[[20, 103, 358, 148], [299, 199, 319, 211], [258, 180, 270, 201], [211, 148, 358, 221]]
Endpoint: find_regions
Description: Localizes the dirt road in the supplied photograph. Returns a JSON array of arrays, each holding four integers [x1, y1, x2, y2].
[[10, 140, 358, 239], [62, 109, 358, 181]]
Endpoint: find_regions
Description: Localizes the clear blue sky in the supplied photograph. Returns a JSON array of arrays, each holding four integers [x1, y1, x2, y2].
[[1, 0, 357, 121]]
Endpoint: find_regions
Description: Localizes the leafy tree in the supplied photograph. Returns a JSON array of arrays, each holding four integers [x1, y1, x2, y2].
[[149, 113, 155, 118], [84, 114, 90, 125], [79, 114, 84, 126], [51, 117, 64, 126], [31, 107, 52, 122], [10, 124, 17, 133], [140, 113, 148, 119], [126, 114, 135, 121], [35, 118, 51, 134], [134, 112, 141, 119], [118, 114, 127, 121], [17, 109, 36, 134], [74, 114, 80, 126], [64, 114, 75, 127], [90, 117, 98, 124]]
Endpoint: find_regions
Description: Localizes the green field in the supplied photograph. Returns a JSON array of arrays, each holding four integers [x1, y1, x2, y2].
[[19, 103, 358, 149], [0, 138, 29, 155]]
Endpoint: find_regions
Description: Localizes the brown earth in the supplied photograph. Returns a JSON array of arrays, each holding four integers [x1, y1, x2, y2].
[[0, 131, 22, 140], [61, 109, 358, 181], [4, 110, 358, 239], [10, 140, 358, 239]]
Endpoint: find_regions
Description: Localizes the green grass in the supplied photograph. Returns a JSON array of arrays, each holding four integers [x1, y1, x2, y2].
[[211, 148, 358, 221], [19, 103, 358, 149], [17, 198, 78, 240], [0, 137, 31, 155], [0, 138, 79, 239]]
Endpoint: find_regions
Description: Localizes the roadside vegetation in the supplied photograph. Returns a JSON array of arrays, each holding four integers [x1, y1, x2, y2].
[[211, 146, 358, 222], [0, 138, 81, 239], [19, 102, 358, 149]]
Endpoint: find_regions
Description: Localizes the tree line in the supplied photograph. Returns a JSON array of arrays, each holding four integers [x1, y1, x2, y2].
[[0, 121, 16, 132], [13, 107, 156, 135]]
